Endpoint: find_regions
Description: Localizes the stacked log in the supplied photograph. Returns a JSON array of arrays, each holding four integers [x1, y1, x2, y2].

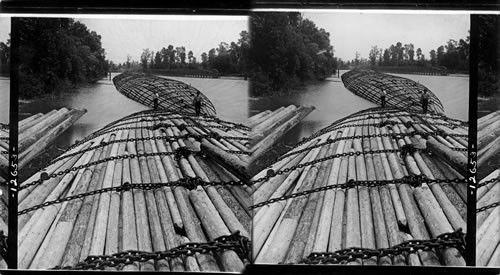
[[477, 110, 500, 180], [18, 110, 251, 271], [341, 69, 444, 114], [252, 107, 468, 266], [113, 73, 217, 117], [246, 105, 315, 170], [476, 110, 500, 267], [0, 125, 8, 177], [18, 108, 86, 169]]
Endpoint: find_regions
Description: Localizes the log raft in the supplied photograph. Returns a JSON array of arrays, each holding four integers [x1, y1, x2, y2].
[[113, 73, 217, 117], [246, 105, 315, 172], [18, 108, 87, 169], [341, 69, 444, 114], [476, 110, 500, 267], [18, 110, 252, 271], [252, 107, 468, 266]]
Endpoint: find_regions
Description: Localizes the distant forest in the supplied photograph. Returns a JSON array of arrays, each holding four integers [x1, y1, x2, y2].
[[342, 36, 470, 74], [0, 37, 9, 76], [478, 15, 500, 97], [17, 18, 109, 99], [111, 31, 250, 77], [248, 12, 337, 96]]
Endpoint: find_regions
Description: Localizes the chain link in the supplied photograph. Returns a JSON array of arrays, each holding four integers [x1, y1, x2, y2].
[[52, 231, 250, 270], [250, 175, 466, 209], [20, 149, 203, 191], [49, 132, 249, 167], [18, 177, 248, 215], [0, 230, 7, 261], [300, 228, 466, 264], [477, 177, 499, 189], [476, 201, 500, 213]]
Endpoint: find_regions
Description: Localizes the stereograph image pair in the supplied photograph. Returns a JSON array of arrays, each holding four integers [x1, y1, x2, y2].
[[0, 11, 498, 272]]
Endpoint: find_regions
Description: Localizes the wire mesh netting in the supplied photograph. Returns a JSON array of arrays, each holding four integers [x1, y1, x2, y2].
[[341, 70, 445, 114], [113, 73, 217, 116]]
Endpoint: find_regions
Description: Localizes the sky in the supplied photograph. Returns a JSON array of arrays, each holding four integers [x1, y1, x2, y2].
[[0, 12, 470, 63], [0, 16, 10, 43], [301, 11, 470, 61], [79, 16, 248, 64]]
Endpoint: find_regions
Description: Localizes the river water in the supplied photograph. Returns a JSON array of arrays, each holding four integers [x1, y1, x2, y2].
[[248, 70, 469, 166]]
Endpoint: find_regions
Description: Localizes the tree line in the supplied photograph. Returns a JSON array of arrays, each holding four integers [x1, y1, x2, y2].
[[18, 18, 109, 99], [340, 37, 469, 74], [248, 12, 337, 96], [111, 30, 250, 76], [0, 37, 9, 76]]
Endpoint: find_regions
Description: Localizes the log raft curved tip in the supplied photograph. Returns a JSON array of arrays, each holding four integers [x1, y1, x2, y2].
[[113, 72, 217, 117], [252, 107, 468, 266], [341, 69, 445, 114]]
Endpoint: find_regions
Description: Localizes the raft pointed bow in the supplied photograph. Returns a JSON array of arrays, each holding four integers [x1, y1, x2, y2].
[[113, 72, 217, 117], [341, 69, 445, 114], [251, 107, 469, 266]]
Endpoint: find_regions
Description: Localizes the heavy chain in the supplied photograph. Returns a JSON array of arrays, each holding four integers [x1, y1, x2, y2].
[[476, 201, 500, 213], [50, 133, 249, 166], [0, 230, 7, 261], [18, 177, 248, 215], [300, 229, 466, 264], [0, 137, 8, 141], [0, 123, 8, 130], [250, 175, 466, 210], [20, 149, 202, 191], [0, 151, 7, 155], [53, 231, 250, 270], [291, 120, 466, 151], [477, 177, 499, 189], [277, 131, 466, 162], [253, 148, 426, 185]]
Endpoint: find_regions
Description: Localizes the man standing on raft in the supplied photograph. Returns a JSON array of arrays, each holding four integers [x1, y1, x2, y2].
[[193, 91, 202, 116], [153, 92, 159, 111], [421, 90, 430, 114], [380, 89, 387, 108]]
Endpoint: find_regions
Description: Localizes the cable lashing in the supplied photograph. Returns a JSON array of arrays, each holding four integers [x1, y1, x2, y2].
[[301, 228, 466, 265], [49, 132, 250, 166], [52, 231, 251, 270], [249, 175, 467, 210], [276, 131, 467, 162], [18, 176, 249, 215]]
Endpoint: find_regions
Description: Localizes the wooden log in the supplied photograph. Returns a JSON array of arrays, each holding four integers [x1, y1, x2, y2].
[[477, 183, 500, 226], [19, 110, 57, 133], [486, 244, 500, 267], [476, 208, 500, 266], [288, 139, 339, 261], [312, 128, 352, 253], [426, 137, 467, 176], [29, 133, 111, 268], [18, 146, 97, 268], [19, 109, 87, 168], [478, 135, 500, 180]]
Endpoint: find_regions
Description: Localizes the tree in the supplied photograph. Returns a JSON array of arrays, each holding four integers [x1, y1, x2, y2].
[[188, 50, 194, 64], [369, 45, 380, 66], [416, 48, 422, 62], [201, 52, 208, 68], [429, 49, 437, 66], [140, 48, 152, 70], [126, 54, 132, 69], [154, 52, 162, 69], [436, 45, 445, 65]]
